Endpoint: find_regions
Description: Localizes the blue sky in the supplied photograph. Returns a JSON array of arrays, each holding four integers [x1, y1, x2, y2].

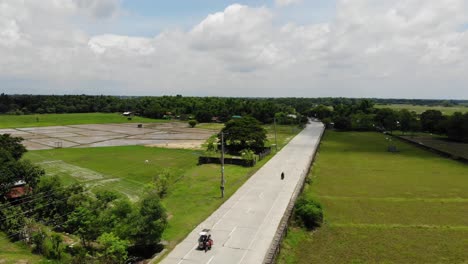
[[88, 0, 337, 37]]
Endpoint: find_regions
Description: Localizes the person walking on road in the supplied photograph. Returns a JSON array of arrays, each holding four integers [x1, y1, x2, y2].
[[281, 172, 285, 180]]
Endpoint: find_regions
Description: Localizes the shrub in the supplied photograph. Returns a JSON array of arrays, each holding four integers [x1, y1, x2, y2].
[[32, 229, 47, 254], [153, 171, 169, 199], [188, 120, 197, 128], [295, 197, 323, 229]]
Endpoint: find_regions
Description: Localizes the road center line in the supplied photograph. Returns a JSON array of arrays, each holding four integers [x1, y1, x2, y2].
[[206, 256, 214, 264]]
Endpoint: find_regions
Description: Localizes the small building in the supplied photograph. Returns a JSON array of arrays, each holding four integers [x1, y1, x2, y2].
[[5, 180, 31, 200], [163, 112, 174, 120]]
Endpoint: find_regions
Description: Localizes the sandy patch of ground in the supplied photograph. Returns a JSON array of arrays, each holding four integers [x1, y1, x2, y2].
[[146, 140, 206, 150]]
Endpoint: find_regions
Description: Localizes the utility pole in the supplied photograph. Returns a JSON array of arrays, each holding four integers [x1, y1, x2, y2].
[[274, 117, 278, 152], [220, 132, 225, 198]]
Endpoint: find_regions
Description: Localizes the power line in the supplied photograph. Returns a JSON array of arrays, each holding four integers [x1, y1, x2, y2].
[[0, 190, 92, 223], [0, 210, 76, 244]]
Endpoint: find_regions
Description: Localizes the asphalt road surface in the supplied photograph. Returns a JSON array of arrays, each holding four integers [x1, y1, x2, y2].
[[159, 121, 324, 264]]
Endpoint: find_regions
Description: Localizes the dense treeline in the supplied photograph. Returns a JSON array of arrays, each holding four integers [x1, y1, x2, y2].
[[0, 94, 314, 123], [371, 98, 467, 107], [2, 94, 466, 124], [1, 94, 466, 142], [310, 100, 468, 143], [0, 135, 167, 263]]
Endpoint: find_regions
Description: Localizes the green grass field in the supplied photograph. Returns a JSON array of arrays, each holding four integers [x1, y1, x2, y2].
[[278, 131, 468, 264], [0, 113, 165, 128], [0, 233, 44, 264], [375, 104, 468, 115]]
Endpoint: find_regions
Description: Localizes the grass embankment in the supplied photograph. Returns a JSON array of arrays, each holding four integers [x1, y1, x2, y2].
[[10, 124, 299, 260], [0, 233, 44, 264], [375, 104, 468, 115], [0, 113, 165, 128], [278, 131, 468, 264]]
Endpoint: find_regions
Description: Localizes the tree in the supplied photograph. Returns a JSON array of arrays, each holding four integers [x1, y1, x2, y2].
[[356, 99, 374, 114], [374, 108, 398, 132], [127, 192, 167, 247], [420, 110, 445, 133], [0, 142, 44, 197], [66, 206, 98, 247], [0, 206, 26, 239], [446, 112, 468, 142], [351, 113, 375, 131], [0, 134, 27, 160], [143, 102, 163, 119], [333, 115, 352, 131], [398, 109, 418, 134], [219, 116, 267, 152], [309, 105, 333, 120], [97, 232, 129, 264]]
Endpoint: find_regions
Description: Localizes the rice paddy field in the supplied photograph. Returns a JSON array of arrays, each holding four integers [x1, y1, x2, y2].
[[278, 131, 468, 264], [374, 104, 468, 115]]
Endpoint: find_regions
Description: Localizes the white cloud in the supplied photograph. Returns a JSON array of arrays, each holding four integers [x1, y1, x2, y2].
[[1, 0, 468, 98], [88, 34, 155, 55], [73, 0, 120, 18], [275, 0, 303, 7]]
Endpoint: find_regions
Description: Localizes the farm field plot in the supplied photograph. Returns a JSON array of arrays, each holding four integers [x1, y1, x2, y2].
[[278, 131, 468, 264], [0, 113, 164, 129], [0, 121, 214, 150], [399, 134, 468, 160], [375, 104, 468, 115]]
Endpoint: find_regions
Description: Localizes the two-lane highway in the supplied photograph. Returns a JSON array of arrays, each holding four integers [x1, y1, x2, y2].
[[159, 121, 324, 264]]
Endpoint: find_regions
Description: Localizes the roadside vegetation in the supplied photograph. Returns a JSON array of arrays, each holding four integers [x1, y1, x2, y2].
[[277, 131, 468, 264]]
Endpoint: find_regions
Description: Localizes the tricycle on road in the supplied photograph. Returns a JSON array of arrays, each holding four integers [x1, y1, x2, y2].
[[198, 229, 213, 252]]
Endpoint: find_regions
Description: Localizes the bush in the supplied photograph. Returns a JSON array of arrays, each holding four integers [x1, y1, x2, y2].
[[32, 229, 47, 254], [97, 232, 129, 264], [152, 171, 170, 199], [295, 197, 323, 229], [188, 120, 197, 128]]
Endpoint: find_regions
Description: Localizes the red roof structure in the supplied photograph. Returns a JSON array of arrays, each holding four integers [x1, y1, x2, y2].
[[6, 186, 31, 199]]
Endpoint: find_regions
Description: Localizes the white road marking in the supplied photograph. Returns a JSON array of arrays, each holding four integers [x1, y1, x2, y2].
[[237, 192, 282, 264], [177, 244, 198, 264], [206, 256, 214, 264], [228, 226, 237, 237]]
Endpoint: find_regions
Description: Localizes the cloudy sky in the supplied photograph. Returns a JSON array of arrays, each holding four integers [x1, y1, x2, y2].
[[1, 0, 467, 99]]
